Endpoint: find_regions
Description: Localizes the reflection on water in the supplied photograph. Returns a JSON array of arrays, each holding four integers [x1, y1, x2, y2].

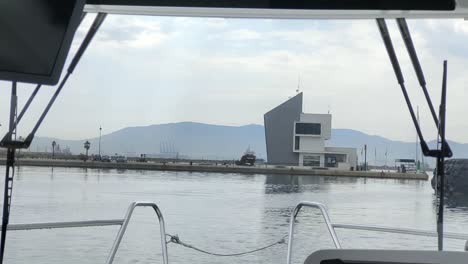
[[265, 175, 371, 194], [3, 166, 468, 264], [265, 175, 301, 193], [446, 194, 468, 209], [265, 175, 343, 194]]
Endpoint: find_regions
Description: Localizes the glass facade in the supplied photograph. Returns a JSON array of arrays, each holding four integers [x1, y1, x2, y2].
[[294, 136, 300, 150], [325, 154, 347, 167], [303, 155, 320, 167], [295, 123, 321, 135]]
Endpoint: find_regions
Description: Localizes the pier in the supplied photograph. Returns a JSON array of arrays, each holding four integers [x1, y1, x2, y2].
[[0, 159, 428, 180]]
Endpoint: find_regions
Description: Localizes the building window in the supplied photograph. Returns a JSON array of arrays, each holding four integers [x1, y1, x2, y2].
[[304, 155, 320, 167], [325, 154, 347, 168], [294, 136, 300, 150], [295, 123, 321, 135]]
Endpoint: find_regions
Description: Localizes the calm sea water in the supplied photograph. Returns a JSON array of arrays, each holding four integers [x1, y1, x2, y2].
[[1, 166, 468, 264]]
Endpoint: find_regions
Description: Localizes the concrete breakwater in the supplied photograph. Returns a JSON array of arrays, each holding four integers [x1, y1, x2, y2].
[[0, 158, 428, 180]]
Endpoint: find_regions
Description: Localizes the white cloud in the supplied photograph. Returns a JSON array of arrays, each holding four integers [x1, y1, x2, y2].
[[73, 15, 170, 51], [225, 29, 262, 40], [2, 17, 468, 144], [202, 18, 229, 29], [173, 17, 228, 29], [97, 30, 168, 49], [453, 19, 468, 34]]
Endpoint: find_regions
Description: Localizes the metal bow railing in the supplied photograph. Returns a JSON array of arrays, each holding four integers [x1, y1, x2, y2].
[[6, 200, 468, 264], [286, 201, 468, 264], [2, 202, 168, 264]]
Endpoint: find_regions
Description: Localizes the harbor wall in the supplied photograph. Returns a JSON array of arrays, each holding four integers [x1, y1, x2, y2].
[[0, 159, 428, 180]]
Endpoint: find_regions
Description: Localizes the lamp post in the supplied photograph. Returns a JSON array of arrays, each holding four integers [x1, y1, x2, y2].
[[84, 140, 90, 161], [99, 126, 102, 158], [364, 144, 367, 171], [52, 141, 56, 159]]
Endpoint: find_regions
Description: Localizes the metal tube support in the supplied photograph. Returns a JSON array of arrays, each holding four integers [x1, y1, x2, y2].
[[15, 84, 41, 127], [0, 12, 90, 148], [26, 12, 107, 144], [376, 18, 432, 156], [3, 219, 124, 231], [437, 61, 448, 251], [25, 73, 70, 142], [286, 202, 341, 264], [397, 18, 438, 125], [10, 13, 88, 132], [68, 13, 106, 74], [332, 223, 468, 241], [377, 20, 451, 248], [396, 18, 452, 157], [394, 19, 427, 122], [106, 202, 168, 264], [0, 82, 18, 263]]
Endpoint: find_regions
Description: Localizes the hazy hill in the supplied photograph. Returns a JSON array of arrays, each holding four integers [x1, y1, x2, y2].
[[31, 122, 266, 160], [328, 129, 468, 166], [29, 122, 468, 164]]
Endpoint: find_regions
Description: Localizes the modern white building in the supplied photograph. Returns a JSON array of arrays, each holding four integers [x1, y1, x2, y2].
[[264, 93, 357, 170], [294, 113, 357, 169]]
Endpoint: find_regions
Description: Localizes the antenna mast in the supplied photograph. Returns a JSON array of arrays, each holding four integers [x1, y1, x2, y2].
[[296, 74, 301, 93]]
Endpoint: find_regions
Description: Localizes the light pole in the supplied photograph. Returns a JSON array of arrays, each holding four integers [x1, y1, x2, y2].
[[99, 126, 102, 158], [84, 140, 90, 161], [364, 144, 367, 171], [52, 141, 56, 159]]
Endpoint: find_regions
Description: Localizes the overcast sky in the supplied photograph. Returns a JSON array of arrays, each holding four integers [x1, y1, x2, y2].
[[0, 15, 467, 143]]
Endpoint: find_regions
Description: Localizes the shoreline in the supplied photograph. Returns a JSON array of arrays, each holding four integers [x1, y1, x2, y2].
[[0, 159, 428, 180]]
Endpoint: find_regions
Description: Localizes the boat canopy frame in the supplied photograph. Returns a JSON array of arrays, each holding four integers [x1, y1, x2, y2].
[[376, 17, 451, 251], [0, 12, 107, 263], [0, 1, 464, 262]]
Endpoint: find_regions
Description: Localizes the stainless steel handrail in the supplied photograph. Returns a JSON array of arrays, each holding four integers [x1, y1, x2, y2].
[[6, 219, 124, 231], [287, 201, 468, 264], [286, 202, 341, 264], [105, 202, 168, 264], [2, 202, 168, 264], [333, 224, 468, 241]]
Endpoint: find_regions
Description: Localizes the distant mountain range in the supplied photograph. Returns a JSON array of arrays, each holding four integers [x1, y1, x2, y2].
[[29, 122, 468, 165], [329, 129, 468, 166], [31, 122, 266, 160]]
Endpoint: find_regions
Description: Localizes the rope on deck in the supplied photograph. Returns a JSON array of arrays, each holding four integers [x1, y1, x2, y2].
[[166, 233, 287, 257]]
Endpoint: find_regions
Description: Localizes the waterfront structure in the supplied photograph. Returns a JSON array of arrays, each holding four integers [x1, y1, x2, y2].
[[264, 93, 357, 169]]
